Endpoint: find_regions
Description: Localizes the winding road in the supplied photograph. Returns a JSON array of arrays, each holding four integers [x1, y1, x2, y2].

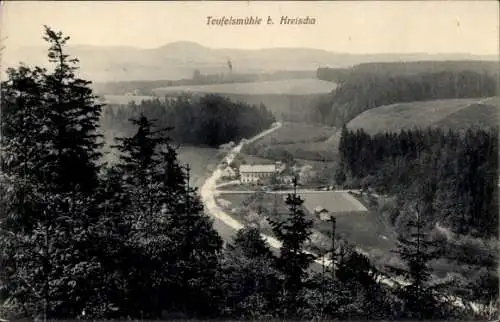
[[199, 122, 487, 314]]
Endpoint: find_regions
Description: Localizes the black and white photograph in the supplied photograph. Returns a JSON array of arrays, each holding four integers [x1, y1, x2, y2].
[[0, 1, 499, 320]]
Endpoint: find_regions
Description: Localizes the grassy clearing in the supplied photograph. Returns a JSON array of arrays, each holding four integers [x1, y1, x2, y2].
[[301, 191, 367, 213], [237, 153, 275, 165], [252, 122, 336, 145], [243, 122, 338, 162], [153, 78, 337, 95], [434, 99, 500, 130], [219, 191, 397, 260], [301, 191, 396, 261], [271, 142, 337, 162], [321, 97, 498, 158], [102, 94, 157, 105], [316, 210, 395, 254], [346, 97, 489, 135]]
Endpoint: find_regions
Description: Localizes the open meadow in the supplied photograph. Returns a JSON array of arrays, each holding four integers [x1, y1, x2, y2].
[[249, 122, 336, 145], [218, 190, 397, 262], [315, 97, 500, 162], [152, 78, 337, 95], [301, 191, 367, 213], [102, 94, 158, 105], [242, 122, 338, 162], [346, 97, 498, 135]]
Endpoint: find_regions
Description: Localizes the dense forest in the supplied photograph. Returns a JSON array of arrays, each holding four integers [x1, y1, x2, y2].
[[336, 126, 499, 303], [102, 94, 275, 147], [315, 70, 498, 127], [317, 61, 499, 83], [0, 27, 496, 321], [338, 126, 498, 236]]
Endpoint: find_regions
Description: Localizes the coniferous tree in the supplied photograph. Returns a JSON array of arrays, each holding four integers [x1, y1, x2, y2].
[[230, 226, 275, 259], [218, 227, 280, 319], [386, 185, 454, 320], [112, 114, 222, 318], [0, 26, 106, 319], [41, 26, 103, 194], [268, 179, 315, 317]]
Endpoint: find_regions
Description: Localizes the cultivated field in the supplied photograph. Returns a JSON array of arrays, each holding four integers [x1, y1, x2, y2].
[[301, 191, 367, 213], [433, 97, 500, 130], [102, 94, 157, 105], [346, 97, 494, 135], [219, 191, 396, 258], [152, 78, 337, 95], [243, 122, 338, 161], [237, 153, 275, 165], [315, 209, 396, 254], [250, 122, 336, 146]]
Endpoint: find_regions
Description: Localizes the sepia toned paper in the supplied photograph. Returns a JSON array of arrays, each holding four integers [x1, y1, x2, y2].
[[0, 1, 499, 321]]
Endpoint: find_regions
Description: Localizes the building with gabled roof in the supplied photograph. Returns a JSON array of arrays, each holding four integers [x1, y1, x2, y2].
[[239, 164, 277, 184]]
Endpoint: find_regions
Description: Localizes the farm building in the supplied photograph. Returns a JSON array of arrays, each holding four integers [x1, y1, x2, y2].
[[239, 164, 277, 184], [314, 206, 331, 221]]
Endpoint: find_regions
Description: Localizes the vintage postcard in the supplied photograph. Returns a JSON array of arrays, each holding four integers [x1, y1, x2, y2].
[[0, 1, 498, 321]]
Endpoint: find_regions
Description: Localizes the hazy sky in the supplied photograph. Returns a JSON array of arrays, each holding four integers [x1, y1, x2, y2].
[[1, 1, 499, 55]]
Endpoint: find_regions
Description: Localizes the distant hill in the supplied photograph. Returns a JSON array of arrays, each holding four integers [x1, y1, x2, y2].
[[2, 41, 497, 82], [345, 97, 499, 135]]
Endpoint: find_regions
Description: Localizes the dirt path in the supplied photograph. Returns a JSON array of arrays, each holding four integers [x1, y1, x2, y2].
[[199, 122, 484, 314]]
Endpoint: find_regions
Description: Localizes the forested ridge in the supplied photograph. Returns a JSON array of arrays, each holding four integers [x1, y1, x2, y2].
[[0, 27, 496, 321], [102, 94, 275, 147], [336, 125, 499, 304], [317, 60, 499, 83], [315, 69, 497, 127]]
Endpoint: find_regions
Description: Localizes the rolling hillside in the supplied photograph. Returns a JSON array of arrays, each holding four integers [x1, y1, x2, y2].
[[433, 97, 500, 129], [345, 97, 499, 135], [312, 97, 499, 159], [3, 41, 497, 82]]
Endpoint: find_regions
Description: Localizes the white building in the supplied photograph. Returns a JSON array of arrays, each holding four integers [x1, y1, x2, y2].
[[239, 164, 277, 184]]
